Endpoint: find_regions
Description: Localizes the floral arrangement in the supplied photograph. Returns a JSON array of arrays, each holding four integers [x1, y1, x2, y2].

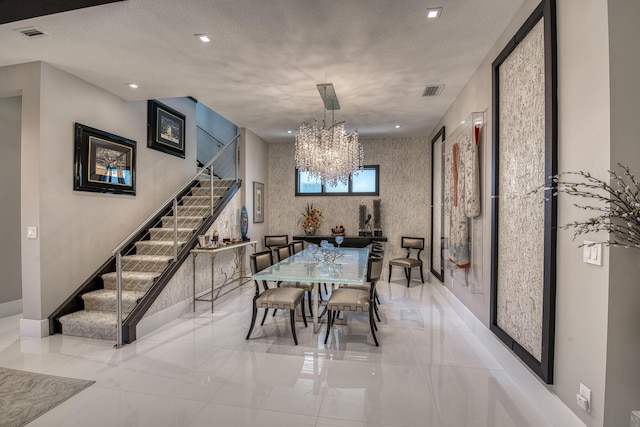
[[300, 203, 323, 230], [533, 163, 640, 248]]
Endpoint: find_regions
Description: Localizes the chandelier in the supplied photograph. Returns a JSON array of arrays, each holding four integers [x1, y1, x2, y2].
[[295, 84, 363, 186]]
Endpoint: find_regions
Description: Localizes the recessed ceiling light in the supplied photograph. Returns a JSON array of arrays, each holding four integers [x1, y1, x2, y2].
[[395, 125, 401, 129], [287, 130, 293, 134], [461, 120, 466, 125], [195, 34, 210, 43], [126, 83, 139, 89], [426, 7, 442, 19]]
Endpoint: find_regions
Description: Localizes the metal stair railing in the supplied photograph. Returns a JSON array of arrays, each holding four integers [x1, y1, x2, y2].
[[112, 133, 240, 348]]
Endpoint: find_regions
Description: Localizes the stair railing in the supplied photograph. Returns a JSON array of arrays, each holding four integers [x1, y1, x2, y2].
[[112, 133, 240, 348]]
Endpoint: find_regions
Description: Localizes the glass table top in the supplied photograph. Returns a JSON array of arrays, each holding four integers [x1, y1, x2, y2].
[[251, 247, 369, 285]]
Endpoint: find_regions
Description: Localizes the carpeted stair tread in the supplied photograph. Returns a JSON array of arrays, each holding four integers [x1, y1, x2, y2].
[[59, 310, 118, 340], [82, 289, 145, 313], [189, 187, 227, 197], [181, 196, 213, 206], [149, 228, 195, 241], [102, 271, 158, 292], [161, 215, 204, 228], [135, 240, 187, 256], [121, 254, 173, 273]]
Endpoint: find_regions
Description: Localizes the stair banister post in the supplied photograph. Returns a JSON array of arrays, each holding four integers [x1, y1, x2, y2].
[[209, 167, 214, 216], [235, 139, 239, 183], [173, 198, 178, 261], [115, 251, 124, 348]]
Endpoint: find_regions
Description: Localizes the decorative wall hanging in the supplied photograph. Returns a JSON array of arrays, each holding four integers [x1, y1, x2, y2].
[[147, 99, 186, 158], [430, 126, 445, 282], [490, 0, 557, 384], [444, 115, 482, 270], [73, 123, 136, 195], [253, 182, 264, 223]]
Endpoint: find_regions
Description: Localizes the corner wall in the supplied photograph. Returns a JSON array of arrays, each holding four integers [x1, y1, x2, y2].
[[436, 0, 611, 425], [241, 128, 269, 251], [0, 96, 22, 316], [604, 2, 640, 425]]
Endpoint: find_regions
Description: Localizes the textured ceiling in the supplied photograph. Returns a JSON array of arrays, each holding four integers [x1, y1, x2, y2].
[[0, 0, 525, 143]]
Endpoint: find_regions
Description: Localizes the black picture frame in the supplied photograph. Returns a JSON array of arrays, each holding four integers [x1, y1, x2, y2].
[[73, 123, 136, 195], [490, 0, 557, 384], [253, 182, 264, 223], [147, 99, 186, 158], [430, 126, 445, 282]]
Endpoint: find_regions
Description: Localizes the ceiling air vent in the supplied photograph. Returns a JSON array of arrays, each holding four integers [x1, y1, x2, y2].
[[421, 84, 444, 97], [14, 26, 49, 39]]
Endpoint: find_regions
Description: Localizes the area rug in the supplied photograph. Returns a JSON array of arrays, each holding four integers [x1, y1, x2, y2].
[[0, 367, 95, 427]]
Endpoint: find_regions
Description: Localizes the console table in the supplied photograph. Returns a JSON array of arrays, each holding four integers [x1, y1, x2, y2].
[[190, 240, 257, 312], [293, 235, 387, 248]]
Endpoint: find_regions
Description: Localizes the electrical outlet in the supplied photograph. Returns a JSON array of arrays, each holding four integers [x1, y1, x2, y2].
[[577, 383, 591, 412]]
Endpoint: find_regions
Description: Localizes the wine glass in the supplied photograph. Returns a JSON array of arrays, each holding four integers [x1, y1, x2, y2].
[[335, 236, 344, 248]]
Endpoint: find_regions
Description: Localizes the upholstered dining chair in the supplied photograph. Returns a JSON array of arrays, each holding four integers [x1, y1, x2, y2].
[[274, 244, 316, 315], [324, 254, 384, 346], [290, 240, 305, 254], [264, 234, 289, 252], [247, 250, 307, 345], [387, 236, 425, 287]]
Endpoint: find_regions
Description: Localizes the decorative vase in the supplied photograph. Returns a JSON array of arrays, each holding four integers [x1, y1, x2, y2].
[[304, 226, 317, 236]]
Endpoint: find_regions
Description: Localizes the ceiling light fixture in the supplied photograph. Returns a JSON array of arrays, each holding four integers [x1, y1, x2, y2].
[[295, 83, 363, 186], [126, 83, 139, 89], [426, 7, 442, 19], [395, 125, 401, 129], [195, 34, 210, 43]]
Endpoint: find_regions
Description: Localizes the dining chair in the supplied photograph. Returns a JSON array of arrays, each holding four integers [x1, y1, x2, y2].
[[387, 236, 424, 287], [274, 244, 316, 315], [290, 240, 305, 254], [247, 250, 307, 345], [324, 254, 383, 346], [264, 234, 289, 252]]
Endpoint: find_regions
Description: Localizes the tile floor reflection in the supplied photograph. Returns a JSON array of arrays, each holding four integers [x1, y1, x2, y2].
[[0, 278, 585, 427]]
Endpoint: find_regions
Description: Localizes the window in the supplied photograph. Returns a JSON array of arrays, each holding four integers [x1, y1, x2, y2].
[[295, 165, 379, 196]]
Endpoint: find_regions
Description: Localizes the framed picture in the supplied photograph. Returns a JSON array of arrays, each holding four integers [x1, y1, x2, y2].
[[147, 99, 185, 158], [490, 0, 557, 384], [73, 123, 136, 195], [430, 126, 445, 282], [253, 181, 264, 223]]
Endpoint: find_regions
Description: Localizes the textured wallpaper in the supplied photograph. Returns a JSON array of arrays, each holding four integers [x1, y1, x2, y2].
[[269, 137, 429, 262], [496, 19, 546, 361]]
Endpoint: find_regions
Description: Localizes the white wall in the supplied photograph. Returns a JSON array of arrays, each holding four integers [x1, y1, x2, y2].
[[437, 0, 612, 425], [268, 137, 429, 262], [0, 95, 22, 316], [604, 2, 640, 425], [0, 62, 198, 330], [241, 128, 269, 251]]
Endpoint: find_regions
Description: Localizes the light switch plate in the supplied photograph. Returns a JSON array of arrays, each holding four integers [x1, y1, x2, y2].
[[583, 241, 602, 266], [27, 226, 37, 239]]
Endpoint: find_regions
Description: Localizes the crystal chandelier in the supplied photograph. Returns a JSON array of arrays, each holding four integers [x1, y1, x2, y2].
[[295, 84, 363, 186]]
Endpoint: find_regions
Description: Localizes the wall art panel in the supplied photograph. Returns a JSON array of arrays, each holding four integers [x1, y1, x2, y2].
[[490, 0, 557, 384]]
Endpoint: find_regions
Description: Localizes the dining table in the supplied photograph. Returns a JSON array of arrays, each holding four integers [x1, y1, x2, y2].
[[251, 246, 370, 333]]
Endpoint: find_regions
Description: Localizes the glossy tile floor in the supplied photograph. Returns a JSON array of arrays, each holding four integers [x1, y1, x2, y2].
[[0, 278, 585, 427]]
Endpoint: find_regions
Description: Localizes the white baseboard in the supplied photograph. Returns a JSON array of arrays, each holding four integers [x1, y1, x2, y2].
[[137, 299, 190, 339], [0, 299, 22, 318], [20, 318, 49, 337]]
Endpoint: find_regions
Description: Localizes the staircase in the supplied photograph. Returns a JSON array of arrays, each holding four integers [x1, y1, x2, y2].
[[58, 177, 237, 341]]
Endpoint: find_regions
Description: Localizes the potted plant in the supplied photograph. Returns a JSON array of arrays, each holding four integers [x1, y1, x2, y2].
[[535, 163, 640, 248]]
